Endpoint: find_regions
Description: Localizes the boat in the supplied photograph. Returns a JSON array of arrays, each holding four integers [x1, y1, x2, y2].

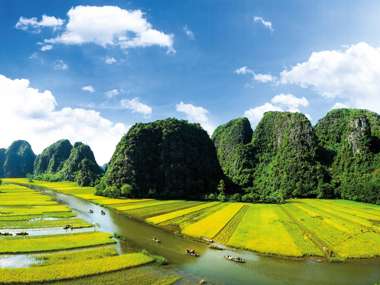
[[224, 255, 246, 263], [209, 244, 224, 250]]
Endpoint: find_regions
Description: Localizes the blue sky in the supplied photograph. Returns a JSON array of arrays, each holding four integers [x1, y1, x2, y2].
[[1, 0, 380, 163]]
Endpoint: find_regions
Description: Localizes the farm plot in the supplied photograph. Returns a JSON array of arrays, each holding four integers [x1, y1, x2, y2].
[[146, 202, 220, 225], [0, 217, 91, 229], [283, 200, 380, 258], [182, 203, 244, 239], [227, 204, 319, 257], [0, 232, 115, 254], [124, 201, 202, 218], [0, 253, 154, 284]]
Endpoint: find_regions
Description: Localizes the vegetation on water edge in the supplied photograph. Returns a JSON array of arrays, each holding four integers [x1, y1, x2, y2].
[[0, 253, 154, 283]]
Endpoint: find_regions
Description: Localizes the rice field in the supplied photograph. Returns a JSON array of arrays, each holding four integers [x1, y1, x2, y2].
[[4, 178, 380, 260], [0, 181, 177, 284]]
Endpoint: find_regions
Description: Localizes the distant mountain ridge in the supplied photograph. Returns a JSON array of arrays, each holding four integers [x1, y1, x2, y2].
[[1, 108, 379, 203]]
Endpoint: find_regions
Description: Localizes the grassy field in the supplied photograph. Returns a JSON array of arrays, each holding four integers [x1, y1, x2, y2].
[[4, 178, 380, 260]]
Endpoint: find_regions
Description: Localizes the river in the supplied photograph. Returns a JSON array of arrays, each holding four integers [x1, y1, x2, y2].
[[25, 185, 380, 285]]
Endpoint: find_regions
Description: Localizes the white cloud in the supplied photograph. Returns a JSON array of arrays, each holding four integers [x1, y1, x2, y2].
[[105, 57, 117, 64], [271, 93, 309, 111], [254, 73, 275, 83], [0, 74, 127, 164], [176, 102, 214, 134], [183, 25, 195, 40], [234, 66, 275, 83], [280, 42, 380, 112], [120, 97, 152, 116], [82, 85, 95, 93], [234, 66, 254, 75], [53, 60, 68, 71], [40, 44, 53, 52], [331, 102, 349, 110], [244, 103, 282, 126], [16, 15, 64, 32], [244, 94, 309, 126], [105, 89, 120, 98], [44, 5, 175, 53], [253, 16, 273, 32]]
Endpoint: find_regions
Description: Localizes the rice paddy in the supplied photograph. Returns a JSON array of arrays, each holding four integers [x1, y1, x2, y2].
[[0, 181, 180, 284], [3, 178, 380, 261]]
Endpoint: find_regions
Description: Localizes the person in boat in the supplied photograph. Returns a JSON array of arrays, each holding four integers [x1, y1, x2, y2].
[[89, 209, 94, 214], [152, 237, 161, 243], [101, 210, 106, 215]]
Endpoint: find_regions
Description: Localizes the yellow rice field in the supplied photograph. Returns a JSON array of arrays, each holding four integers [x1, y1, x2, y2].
[[4, 179, 380, 260]]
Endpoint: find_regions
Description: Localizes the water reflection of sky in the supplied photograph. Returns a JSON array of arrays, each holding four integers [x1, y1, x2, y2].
[[0, 255, 40, 268]]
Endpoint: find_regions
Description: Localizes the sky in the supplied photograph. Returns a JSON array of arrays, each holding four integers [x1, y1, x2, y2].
[[1, 0, 380, 164]]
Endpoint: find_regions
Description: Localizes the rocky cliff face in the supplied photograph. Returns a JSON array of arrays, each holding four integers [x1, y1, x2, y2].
[[250, 112, 324, 199], [60, 142, 102, 186], [97, 118, 223, 199], [212, 118, 254, 188], [2, 140, 35, 177], [315, 109, 380, 203], [34, 139, 73, 175]]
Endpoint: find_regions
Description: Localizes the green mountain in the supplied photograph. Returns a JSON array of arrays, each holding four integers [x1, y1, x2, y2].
[[212, 118, 255, 188], [97, 118, 223, 199], [2, 140, 35, 178], [34, 139, 73, 175], [0, 148, 6, 177], [250, 112, 325, 200], [60, 142, 103, 186], [213, 112, 326, 202], [315, 108, 380, 203]]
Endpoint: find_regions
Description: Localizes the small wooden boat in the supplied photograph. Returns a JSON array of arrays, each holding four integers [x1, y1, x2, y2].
[[15, 232, 29, 236], [0, 232, 12, 236], [186, 248, 200, 257], [152, 237, 161, 243], [63, 224, 73, 230], [224, 255, 246, 263], [209, 244, 224, 250]]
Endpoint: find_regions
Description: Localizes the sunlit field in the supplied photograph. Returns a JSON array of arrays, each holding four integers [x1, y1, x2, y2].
[[5, 178, 380, 261], [0, 182, 180, 284]]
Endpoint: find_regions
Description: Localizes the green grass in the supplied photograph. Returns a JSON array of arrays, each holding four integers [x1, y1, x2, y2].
[[0, 232, 115, 254], [0, 253, 154, 283]]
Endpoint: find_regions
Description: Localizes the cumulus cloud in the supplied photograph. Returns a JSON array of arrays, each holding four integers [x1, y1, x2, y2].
[[176, 102, 215, 134], [280, 42, 380, 112], [40, 44, 53, 51], [0, 74, 127, 164], [53, 59, 68, 71], [105, 89, 120, 98], [120, 97, 152, 117], [82, 85, 95, 93], [331, 102, 349, 110], [105, 57, 117, 64], [244, 94, 309, 126], [43, 5, 175, 53], [183, 25, 195, 40], [15, 15, 64, 32], [271, 93, 309, 111], [234, 66, 275, 83], [253, 16, 273, 32]]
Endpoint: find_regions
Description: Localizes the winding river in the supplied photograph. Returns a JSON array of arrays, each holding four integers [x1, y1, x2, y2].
[[24, 185, 380, 285]]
